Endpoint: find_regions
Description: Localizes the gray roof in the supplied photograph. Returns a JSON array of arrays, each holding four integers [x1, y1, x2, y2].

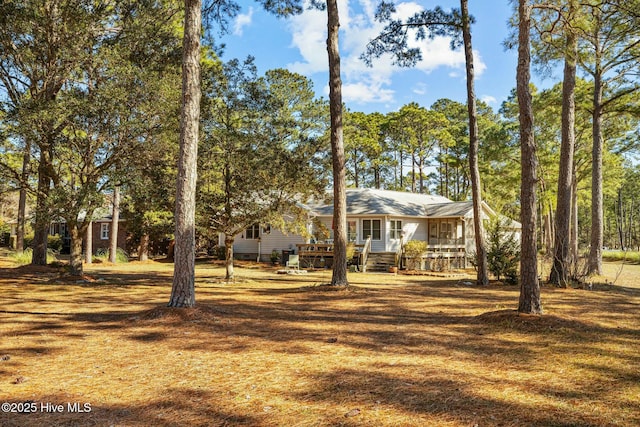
[[310, 188, 452, 217], [424, 201, 475, 218]]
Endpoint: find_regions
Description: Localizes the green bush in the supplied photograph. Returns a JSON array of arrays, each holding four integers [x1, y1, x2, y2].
[[10, 249, 57, 265], [93, 247, 129, 263], [486, 216, 520, 284], [602, 250, 640, 264], [404, 240, 428, 270], [47, 234, 63, 252], [22, 234, 64, 252]]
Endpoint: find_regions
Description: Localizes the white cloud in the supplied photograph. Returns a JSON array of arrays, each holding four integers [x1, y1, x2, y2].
[[233, 7, 254, 36], [286, 7, 328, 75], [413, 82, 428, 95], [285, 0, 487, 107], [342, 81, 395, 104], [481, 95, 497, 105]]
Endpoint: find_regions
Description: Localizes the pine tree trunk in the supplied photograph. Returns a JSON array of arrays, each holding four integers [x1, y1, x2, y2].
[[85, 221, 93, 264], [617, 190, 625, 250], [16, 139, 31, 253], [545, 207, 554, 255], [588, 64, 604, 275], [32, 149, 52, 265], [399, 149, 404, 189], [326, 0, 348, 287], [570, 172, 579, 272], [138, 234, 149, 261], [224, 235, 235, 281], [516, 0, 542, 314], [169, 0, 201, 308], [68, 224, 84, 277], [550, 5, 577, 288], [109, 186, 120, 263], [461, 0, 488, 286]]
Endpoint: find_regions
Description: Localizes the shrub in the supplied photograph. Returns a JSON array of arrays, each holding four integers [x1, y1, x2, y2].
[[404, 240, 428, 270], [23, 234, 64, 252], [47, 235, 63, 252], [93, 247, 129, 263], [10, 249, 57, 265], [486, 216, 520, 284], [602, 250, 640, 264]]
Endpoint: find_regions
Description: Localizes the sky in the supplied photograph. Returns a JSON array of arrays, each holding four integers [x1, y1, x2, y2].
[[217, 0, 543, 115]]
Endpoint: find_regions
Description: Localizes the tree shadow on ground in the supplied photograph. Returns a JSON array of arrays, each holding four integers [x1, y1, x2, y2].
[[291, 367, 633, 426], [0, 388, 264, 427]]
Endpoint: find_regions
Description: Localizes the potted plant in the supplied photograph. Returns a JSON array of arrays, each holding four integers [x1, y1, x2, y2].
[[270, 250, 281, 266]]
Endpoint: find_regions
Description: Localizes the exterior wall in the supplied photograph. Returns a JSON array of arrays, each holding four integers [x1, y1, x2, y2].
[[386, 217, 426, 253], [426, 218, 466, 249], [315, 216, 389, 252], [313, 215, 427, 253], [7, 216, 129, 253], [464, 217, 476, 254], [231, 226, 307, 261], [90, 220, 127, 253]]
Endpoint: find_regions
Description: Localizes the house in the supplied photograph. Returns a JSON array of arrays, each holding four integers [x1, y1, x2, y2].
[[227, 188, 520, 271], [8, 216, 127, 254]]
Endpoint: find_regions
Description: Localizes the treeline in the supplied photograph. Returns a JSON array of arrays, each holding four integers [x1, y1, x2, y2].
[[0, 0, 639, 281]]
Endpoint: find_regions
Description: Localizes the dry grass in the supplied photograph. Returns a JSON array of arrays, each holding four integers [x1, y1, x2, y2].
[[0, 253, 638, 427]]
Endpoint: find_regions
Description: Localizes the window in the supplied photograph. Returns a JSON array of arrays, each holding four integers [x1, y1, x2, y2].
[[440, 222, 453, 241], [245, 224, 260, 239], [390, 220, 402, 239], [101, 223, 109, 240], [348, 221, 357, 242], [362, 219, 381, 240]]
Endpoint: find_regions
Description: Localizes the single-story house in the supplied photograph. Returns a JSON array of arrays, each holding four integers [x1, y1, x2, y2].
[[8, 216, 127, 254], [227, 188, 521, 271]]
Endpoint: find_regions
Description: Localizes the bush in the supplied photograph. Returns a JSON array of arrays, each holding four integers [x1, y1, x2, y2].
[[10, 249, 57, 265], [47, 235, 63, 252], [93, 247, 129, 263], [23, 234, 64, 253], [214, 245, 226, 260], [404, 240, 428, 270], [602, 250, 640, 264], [486, 216, 520, 284]]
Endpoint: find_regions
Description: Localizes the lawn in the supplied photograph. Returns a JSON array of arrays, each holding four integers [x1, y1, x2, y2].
[[0, 253, 638, 427]]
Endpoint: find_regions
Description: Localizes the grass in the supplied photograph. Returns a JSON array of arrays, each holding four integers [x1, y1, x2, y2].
[[92, 247, 130, 264], [602, 250, 640, 264], [0, 255, 638, 426], [8, 248, 57, 266]]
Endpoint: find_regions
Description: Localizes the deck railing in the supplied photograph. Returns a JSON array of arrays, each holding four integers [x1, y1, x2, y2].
[[360, 236, 372, 272]]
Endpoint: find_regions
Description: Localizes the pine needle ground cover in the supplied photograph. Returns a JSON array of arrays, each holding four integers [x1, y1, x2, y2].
[[0, 256, 638, 427]]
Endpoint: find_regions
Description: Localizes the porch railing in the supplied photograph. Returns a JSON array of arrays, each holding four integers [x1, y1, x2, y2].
[[427, 237, 464, 246], [360, 236, 372, 272]]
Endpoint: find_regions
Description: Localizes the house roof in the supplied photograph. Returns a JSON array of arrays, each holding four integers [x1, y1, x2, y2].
[[424, 201, 475, 218], [308, 189, 522, 228], [309, 188, 452, 217]]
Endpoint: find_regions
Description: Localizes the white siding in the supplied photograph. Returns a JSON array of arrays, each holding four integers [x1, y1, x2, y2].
[[259, 228, 306, 256], [387, 217, 427, 252], [230, 226, 307, 261], [465, 218, 475, 253]]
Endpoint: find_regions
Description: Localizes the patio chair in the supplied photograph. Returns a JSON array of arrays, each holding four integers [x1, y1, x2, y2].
[[286, 254, 300, 271]]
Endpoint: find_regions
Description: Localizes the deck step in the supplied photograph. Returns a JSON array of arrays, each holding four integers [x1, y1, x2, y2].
[[364, 252, 397, 272]]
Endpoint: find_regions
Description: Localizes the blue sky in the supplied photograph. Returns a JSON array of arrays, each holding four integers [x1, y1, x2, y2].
[[219, 1, 535, 114]]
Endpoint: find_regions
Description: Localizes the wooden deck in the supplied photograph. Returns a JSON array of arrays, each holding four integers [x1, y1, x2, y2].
[[295, 243, 365, 269], [295, 243, 467, 271]]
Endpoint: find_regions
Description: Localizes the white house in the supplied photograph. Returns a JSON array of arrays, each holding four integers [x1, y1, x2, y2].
[[227, 188, 520, 271]]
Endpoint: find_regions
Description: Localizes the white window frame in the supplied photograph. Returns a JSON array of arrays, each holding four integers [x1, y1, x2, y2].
[[440, 222, 453, 241], [390, 220, 402, 240], [100, 223, 109, 240], [245, 224, 260, 239], [362, 219, 381, 241], [348, 221, 357, 242]]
